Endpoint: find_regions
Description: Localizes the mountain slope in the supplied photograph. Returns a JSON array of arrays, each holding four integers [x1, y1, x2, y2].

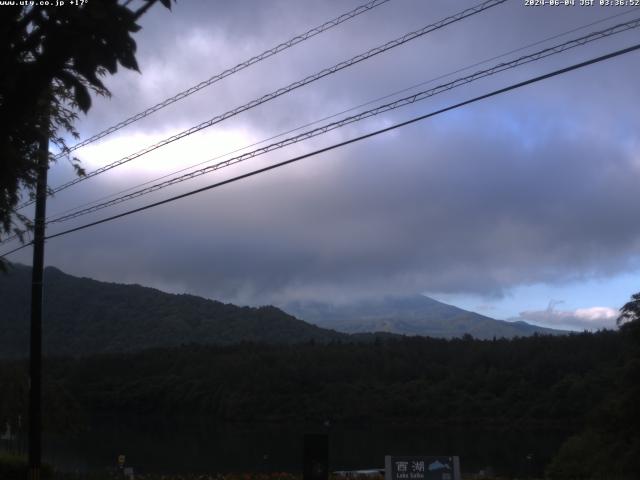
[[281, 294, 564, 339], [0, 264, 347, 358]]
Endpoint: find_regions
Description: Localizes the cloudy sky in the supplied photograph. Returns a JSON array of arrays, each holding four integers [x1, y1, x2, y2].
[[7, 0, 640, 331]]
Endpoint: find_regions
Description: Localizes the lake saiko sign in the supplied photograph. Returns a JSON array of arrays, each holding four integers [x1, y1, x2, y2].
[[384, 456, 461, 480]]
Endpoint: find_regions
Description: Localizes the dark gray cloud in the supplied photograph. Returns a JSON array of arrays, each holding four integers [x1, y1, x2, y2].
[[10, 0, 640, 308]]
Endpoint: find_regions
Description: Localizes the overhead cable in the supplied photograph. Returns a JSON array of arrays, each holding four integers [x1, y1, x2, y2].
[[44, 18, 640, 225], [55, 0, 393, 158], [0, 42, 628, 253], [49, 7, 640, 220], [26, 0, 507, 205]]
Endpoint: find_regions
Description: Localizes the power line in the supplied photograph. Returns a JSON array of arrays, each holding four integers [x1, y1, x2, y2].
[[22, 0, 506, 207], [15, 0, 392, 212], [9, 42, 633, 250], [47, 7, 639, 222], [3, 11, 638, 247], [54, 0, 393, 158], [43, 18, 640, 226], [0, 241, 33, 257], [15, 0, 391, 212]]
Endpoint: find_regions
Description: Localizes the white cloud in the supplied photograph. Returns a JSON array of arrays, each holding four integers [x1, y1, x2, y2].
[[514, 301, 619, 331], [573, 307, 618, 323]]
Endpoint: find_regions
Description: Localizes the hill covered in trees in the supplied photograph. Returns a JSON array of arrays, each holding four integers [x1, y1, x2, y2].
[[1, 264, 565, 359], [0, 263, 348, 358]]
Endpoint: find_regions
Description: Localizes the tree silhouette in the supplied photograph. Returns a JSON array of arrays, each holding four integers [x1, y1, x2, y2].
[[0, 0, 174, 248], [617, 292, 640, 328]]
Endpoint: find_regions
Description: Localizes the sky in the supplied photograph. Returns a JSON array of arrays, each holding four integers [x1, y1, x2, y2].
[[6, 0, 640, 331]]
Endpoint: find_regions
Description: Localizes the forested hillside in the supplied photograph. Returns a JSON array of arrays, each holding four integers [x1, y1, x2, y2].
[[1, 264, 565, 360], [0, 264, 347, 357]]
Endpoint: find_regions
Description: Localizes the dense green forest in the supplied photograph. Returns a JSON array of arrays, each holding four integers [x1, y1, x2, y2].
[[1, 327, 638, 477]]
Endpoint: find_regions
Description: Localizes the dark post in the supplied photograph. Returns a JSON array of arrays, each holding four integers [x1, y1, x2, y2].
[[28, 115, 49, 480], [303, 433, 329, 480]]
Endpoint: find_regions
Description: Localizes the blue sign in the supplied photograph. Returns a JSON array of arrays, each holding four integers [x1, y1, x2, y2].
[[385, 456, 460, 480]]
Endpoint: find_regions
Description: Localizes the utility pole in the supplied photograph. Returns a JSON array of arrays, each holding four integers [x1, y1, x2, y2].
[[28, 109, 49, 480]]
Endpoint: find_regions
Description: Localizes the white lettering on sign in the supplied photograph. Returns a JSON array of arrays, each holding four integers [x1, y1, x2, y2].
[[385, 455, 460, 480]]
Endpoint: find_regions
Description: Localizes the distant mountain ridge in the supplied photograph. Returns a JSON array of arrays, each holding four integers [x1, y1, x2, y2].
[[0, 264, 347, 358], [0, 264, 564, 358], [281, 294, 564, 339]]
